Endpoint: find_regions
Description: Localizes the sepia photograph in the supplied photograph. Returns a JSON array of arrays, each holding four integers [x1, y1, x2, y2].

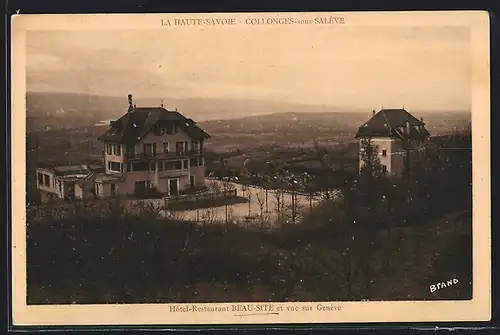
[[11, 11, 490, 326]]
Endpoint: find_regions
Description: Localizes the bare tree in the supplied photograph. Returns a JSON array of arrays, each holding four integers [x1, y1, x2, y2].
[[288, 179, 301, 224], [312, 138, 351, 202], [241, 183, 249, 198], [255, 189, 266, 228], [207, 179, 222, 193], [292, 190, 302, 224], [247, 190, 253, 218], [220, 177, 234, 224], [226, 205, 234, 224], [272, 188, 284, 221], [201, 205, 218, 225], [162, 205, 185, 222]]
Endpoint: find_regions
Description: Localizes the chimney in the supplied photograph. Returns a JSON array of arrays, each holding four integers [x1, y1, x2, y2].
[[161, 100, 164, 108], [372, 109, 376, 116], [127, 94, 134, 113], [405, 120, 411, 136]]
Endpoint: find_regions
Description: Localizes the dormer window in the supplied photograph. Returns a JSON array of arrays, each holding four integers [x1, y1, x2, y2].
[[191, 140, 200, 154], [156, 123, 177, 135], [106, 143, 112, 155]]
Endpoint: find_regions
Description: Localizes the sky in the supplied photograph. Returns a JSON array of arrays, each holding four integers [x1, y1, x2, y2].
[[26, 25, 471, 111]]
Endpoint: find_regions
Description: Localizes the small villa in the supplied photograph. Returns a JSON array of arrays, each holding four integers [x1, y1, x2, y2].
[[355, 108, 431, 177]]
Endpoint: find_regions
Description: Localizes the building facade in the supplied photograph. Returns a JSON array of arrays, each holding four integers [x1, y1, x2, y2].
[[36, 164, 104, 202], [355, 109, 430, 177], [95, 94, 211, 199], [35, 94, 211, 203]]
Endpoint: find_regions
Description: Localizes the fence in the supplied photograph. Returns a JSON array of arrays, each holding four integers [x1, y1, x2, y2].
[[164, 189, 238, 205]]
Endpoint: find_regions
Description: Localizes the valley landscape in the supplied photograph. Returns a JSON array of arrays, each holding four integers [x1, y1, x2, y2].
[[25, 91, 474, 304], [25, 91, 471, 204]]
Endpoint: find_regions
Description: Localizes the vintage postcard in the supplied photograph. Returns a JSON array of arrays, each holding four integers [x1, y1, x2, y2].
[[11, 11, 491, 327]]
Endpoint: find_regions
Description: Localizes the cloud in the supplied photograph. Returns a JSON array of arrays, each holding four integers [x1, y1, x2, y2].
[[25, 27, 471, 110]]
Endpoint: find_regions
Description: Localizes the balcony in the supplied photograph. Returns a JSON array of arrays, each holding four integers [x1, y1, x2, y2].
[[125, 150, 204, 160]]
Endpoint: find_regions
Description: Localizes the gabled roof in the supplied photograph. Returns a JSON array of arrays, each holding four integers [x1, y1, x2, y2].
[[355, 109, 430, 140], [97, 107, 211, 144]]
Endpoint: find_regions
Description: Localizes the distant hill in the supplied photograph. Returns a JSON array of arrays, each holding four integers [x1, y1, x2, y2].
[[198, 110, 471, 136], [26, 91, 362, 120], [25, 91, 470, 135], [25, 91, 362, 131]]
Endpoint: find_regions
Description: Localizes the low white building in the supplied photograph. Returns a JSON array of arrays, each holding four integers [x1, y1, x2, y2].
[[36, 164, 104, 202]]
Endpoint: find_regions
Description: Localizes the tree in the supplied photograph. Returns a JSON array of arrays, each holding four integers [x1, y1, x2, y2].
[[359, 138, 385, 181], [358, 138, 388, 208], [220, 177, 235, 224], [272, 187, 284, 222], [255, 189, 266, 226], [247, 190, 253, 218], [312, 138, 344, 200]]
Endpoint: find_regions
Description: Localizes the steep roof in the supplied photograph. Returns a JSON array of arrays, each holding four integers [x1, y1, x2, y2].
[[355, 109, 430, 140], [97, 107, 211, 144]]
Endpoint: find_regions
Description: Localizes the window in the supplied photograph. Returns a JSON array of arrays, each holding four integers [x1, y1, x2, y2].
[[198, 157, 204, 166], [110, 162, 121, 172], [106, 143, 112, 155], [116, 144, 121, 156], [157, 125, 165, 135], [161, 124, 177, 135], [182, 160, 188, 170], [382, 149, 387, 157], [58, 181, 62, 192], [38, 173, 44, 186], [191, 140, 200, 154], [163, 142, 169, 154], [107, 161, 111, 170], [126, 145, 135, 157], [176, 142, 184, 155], [165, 161, 182, 171], [132, 161, 148, 171], [144, 143, 154, 156], [158, 161, 164, 171], [150, 162, 156, 171], [190, 158, 198, 167], [44, 175, 50, 187], [127, 162, 132, 172], [382, 165, 387, 173], [95, 182, 102, 195]]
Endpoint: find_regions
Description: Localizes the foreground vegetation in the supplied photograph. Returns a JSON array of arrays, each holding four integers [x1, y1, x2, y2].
[[27, 127, 473, 304]]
